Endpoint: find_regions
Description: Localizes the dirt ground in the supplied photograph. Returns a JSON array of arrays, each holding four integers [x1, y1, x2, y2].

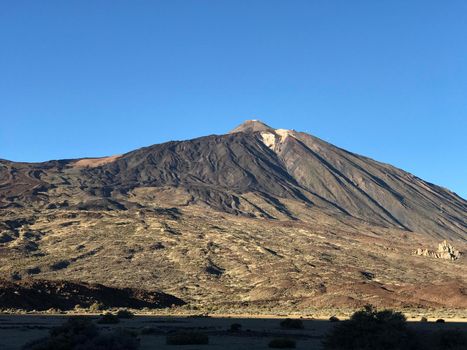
[[1, 315, 466, 350]]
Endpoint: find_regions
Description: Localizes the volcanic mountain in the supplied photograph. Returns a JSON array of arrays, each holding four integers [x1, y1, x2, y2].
[[0, 120, 466, 312]]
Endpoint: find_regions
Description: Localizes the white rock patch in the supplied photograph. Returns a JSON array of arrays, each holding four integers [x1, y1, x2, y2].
[[260, 129, 294, 150], [275, 129, 292, 142], [260, 132, 276, 150]]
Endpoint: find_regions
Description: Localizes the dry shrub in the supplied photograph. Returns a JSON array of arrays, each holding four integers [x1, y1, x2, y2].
[[116, 309, 134, 319], [22, 316, 139, 350], [97, 312, 120, 324], [280, 318, 304, 329], [322, 305, 415, 350]]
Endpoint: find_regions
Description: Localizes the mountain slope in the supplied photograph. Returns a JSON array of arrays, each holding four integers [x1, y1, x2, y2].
[[269, 128, 466, 239], [0, 120, 466, 311], [1, 120, 465, 239]]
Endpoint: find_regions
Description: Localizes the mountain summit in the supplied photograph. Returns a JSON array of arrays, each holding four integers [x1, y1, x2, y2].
[[229, 119, 275, 134]]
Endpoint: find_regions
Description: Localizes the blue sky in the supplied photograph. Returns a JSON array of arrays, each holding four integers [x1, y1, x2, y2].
[[1, 1, 466, 198]]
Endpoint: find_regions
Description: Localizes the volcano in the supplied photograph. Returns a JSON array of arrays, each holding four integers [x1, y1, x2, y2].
[[0, 120, 466, 311]]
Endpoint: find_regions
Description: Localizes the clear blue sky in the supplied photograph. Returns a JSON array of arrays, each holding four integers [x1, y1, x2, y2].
[[1, 1, 466, 198]]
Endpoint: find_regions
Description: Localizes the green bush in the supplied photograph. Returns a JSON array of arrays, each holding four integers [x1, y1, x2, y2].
[[22, 316, 139, 350], [322, 305, 416, 350], [166, 331, 209, 345], [280, 318, 304, 329], [97, 312, 120, 324], [420, 317, 428, 322], [268, 338, 296, 348], [116, 309, 134, 319], [329, 316, 340, 322], [435, 319, 445, 323]]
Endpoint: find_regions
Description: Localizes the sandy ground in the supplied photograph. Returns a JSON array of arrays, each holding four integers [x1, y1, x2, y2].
[[72, 155, 121, 168], [1, 315, 467, 350]]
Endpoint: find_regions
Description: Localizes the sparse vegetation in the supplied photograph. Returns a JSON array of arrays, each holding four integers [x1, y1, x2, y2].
[[322, 305, 416, 350], [280, 318, 304, 329], [420, 317, 428, 322], [26, 267, 41, 275], [268, 338, 296, 348], [89, 301, 105, 312], [11, 312, 467, 350], [22, 316, 139, 350], [166, 331, 209, 345], [360, 271, 375, 280], [116, 309, 134, 319], [50, 260, 70, 271], [97, 312, 120, 324], [230, 323, 242, 332]]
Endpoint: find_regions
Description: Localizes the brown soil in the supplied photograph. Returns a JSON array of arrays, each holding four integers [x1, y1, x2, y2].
[[72, 155, 122, 168]]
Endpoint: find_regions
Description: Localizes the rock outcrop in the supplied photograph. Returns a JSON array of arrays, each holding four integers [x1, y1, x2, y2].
[[413, 240, 462, 261]]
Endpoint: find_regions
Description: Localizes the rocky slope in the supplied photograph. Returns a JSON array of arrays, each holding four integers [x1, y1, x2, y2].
[[1, 120, 465, 239], [0, 120, 465, 311]]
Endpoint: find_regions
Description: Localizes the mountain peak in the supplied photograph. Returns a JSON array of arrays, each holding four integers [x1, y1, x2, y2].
[[229, 120, 274, 134]]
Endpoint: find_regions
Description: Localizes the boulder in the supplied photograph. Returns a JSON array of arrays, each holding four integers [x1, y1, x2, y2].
[[413, 240, 461, 261]]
